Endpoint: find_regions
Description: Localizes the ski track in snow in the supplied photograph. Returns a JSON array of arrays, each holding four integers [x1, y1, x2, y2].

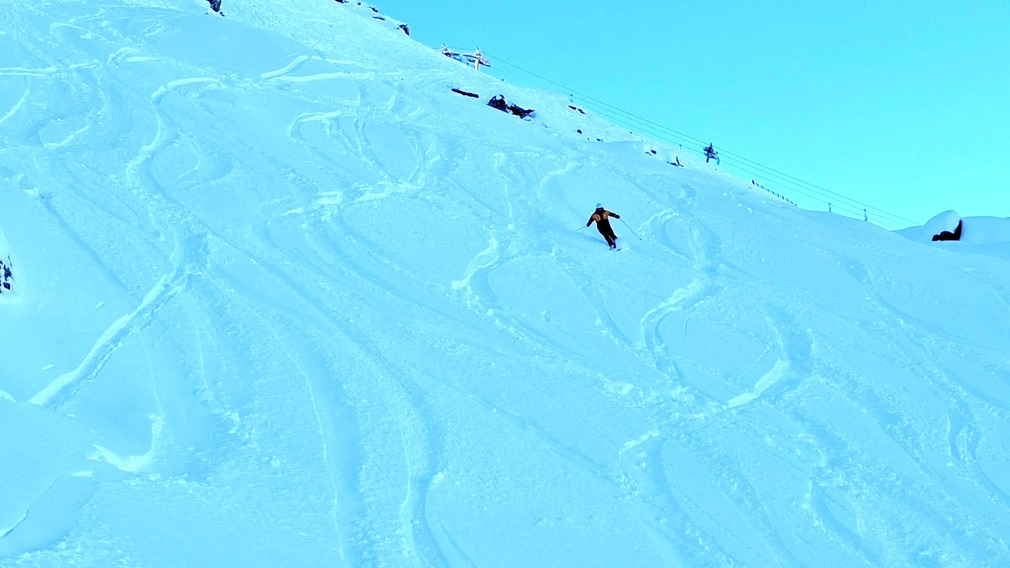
[[617, 434, 728, 566], [188, 99, 450, 562], [0, 66, 57, 78], [28, 272, 183, 407], [90, 413, 165, 472], [451, 236, 499, 293], [725, 358, 790, 408], [872, 301, 1010, 550], [0, 87, 29, 125], [339, 330, 448, 567], [639, 277, 709, 381], [258, 320, 362, 564], [24, 69, 204, 413]]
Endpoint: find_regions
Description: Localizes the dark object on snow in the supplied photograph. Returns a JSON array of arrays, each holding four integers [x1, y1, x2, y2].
[[932, 219, 963, 241], [587, 204, 621, 249], [335, 0, 345, 3], [487, 95, 508, 112], [668, 156, 682, 167], [487, 95, 534, 119], [398, 23, 410, 35], [373, 15, 386, 20], [371, 6, 378, 12], [207, 0, 221, 12], [704, 143, 720, 165], [568, 105, 586, 115], [0, 258, 12, 293], [451, 87, 479, 98]]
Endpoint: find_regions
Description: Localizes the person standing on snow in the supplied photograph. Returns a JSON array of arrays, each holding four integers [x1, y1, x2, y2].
[[586, 203, 621, 249]]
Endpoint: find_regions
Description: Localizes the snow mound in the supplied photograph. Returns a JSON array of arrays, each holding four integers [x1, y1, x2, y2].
[[897, 209, 1010, 245]]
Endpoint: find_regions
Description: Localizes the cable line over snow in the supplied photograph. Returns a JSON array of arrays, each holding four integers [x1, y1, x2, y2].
[[480, 50, 920, 231]]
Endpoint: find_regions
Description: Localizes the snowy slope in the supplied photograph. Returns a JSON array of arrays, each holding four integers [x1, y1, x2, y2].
[[2, 1, 1010, 566]]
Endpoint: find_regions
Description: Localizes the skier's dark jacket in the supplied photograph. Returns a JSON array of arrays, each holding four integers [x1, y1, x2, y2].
[[587, 208, 620, 232]]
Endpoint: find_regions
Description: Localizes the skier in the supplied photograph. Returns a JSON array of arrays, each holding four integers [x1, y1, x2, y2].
[[586, 203, 621, 249]]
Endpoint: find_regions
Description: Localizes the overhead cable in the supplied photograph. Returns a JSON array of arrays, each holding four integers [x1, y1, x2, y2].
[[480, 50, 919, 229]]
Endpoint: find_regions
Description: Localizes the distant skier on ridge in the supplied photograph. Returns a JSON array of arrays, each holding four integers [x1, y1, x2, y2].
[[586, 203, 621, 249]]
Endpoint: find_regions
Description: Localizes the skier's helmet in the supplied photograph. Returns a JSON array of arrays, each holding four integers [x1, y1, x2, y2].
[[596, 203, 603, 209]]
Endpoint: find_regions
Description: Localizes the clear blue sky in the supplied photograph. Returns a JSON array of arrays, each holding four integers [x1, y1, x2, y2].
[[375, 0, 1009, 228]]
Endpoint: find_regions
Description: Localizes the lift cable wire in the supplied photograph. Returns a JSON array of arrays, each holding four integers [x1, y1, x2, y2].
[[480, 50, 920, 230]]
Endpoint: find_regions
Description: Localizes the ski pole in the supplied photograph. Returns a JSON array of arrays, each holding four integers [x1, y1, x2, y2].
[[619, 218, 642, 240]]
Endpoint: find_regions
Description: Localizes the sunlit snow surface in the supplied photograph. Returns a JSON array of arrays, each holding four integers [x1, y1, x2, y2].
[[2, 1, 1010, 566]]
